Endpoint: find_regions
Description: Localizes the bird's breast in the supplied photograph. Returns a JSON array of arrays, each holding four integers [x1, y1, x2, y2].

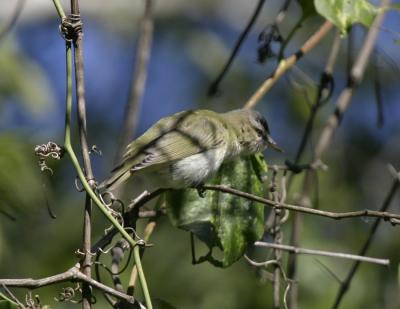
[[164, 147, 227, 188]]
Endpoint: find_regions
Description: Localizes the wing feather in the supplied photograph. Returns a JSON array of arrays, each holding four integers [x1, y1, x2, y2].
[[103, 110, 228, 189]]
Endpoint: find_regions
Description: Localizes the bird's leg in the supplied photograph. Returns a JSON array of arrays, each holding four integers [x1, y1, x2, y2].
[[195, 183, 206, 198]]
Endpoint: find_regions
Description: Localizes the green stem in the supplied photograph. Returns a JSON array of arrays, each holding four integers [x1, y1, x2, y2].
[[134, 245, 153, 309], [61, 6, 137, 254], [56, 3, 153, 308], [52, 0, 66, 18], [0, 292, 18, 306]]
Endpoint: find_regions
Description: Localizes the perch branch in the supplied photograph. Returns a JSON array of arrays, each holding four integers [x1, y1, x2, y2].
[[202, 185, 400, 223]]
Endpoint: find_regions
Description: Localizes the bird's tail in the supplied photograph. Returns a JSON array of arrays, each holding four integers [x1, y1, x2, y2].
[[97, 163, 131, 192]]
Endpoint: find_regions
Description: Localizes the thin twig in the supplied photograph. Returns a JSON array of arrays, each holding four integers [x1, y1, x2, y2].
[[332, 166, 399, 308], [208, 0, 266, 95], [202, 184, 400, 222], [110, 241, 128, 293], [138, 208, 166, 218], [68, 1, 94, 307], [244, 21, 333, 109], [51, 2, 153, 308], [115, 0, 154, 163], [128, 218, 157, 293], [293, 30, 341, 165], [270, 169, 283, 309], [313, 0, 390, 162], [0, 265, 135, 303], [0, 286, 23, 307], [255, 242, 389, 266], [286, 30, 341, 308]]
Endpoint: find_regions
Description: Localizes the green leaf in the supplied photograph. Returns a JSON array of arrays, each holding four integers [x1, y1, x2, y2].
[[314, 0, 379, 33], [167, 154, 267, 267]]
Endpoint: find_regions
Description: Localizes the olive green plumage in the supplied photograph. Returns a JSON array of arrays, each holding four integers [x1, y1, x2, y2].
[[103, 109, 279, 190]]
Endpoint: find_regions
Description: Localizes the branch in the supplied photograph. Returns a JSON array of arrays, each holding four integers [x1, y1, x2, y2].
[[208, 0, 266, 95], [254, 242, 389, 266], [313, 0, 390, 162], [128, 218, 158, 293], [202, 184, 400, 223], [244, 21, 333, 109], [332, 165, 399, 308], [67, 2, 94, 308], [0, 265, 135, 304], [51, 1, 153, 308], [285, 30, 342, 307], [114, 0, 154, 163], [293, 29, 341, 166]]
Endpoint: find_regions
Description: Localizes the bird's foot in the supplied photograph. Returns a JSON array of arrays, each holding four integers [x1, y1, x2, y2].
[[196, 184, 206, 198]]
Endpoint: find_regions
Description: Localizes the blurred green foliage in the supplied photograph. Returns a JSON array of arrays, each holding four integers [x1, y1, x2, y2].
[[0, 41, 54, 117]]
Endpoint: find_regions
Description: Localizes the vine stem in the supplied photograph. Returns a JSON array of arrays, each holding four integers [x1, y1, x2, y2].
[[51, 1, 153, 308]]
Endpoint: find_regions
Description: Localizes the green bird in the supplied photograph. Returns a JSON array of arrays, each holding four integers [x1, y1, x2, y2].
[[102, 109, 280, 192]]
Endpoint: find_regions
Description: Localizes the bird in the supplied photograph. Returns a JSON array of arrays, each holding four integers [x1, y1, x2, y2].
[[101, 109, 281, 193]]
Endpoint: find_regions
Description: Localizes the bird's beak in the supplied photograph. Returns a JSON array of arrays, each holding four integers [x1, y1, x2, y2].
[[266, 134, 283, 152]]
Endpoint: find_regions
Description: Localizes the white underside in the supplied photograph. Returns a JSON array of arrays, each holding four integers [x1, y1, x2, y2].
[[141, 147, 227, 189]]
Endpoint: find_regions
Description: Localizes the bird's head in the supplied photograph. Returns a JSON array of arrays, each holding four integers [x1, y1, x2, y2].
[[247, 109, 282, 153]]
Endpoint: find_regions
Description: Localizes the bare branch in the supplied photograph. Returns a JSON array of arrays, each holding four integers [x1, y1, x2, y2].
[[208, 0, 266, 95], [333, 165, 399, 308], [313, 0, 390, 162], [115, 0, 154, 163], [202, 184, 400, 223], [0, 265, 135, 304], [255, 242, 389, 266], [244, 21, 333, 109], [67, 1, 94, 307]]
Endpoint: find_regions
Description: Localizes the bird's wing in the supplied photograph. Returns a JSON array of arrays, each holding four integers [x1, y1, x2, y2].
[[103, 111, 227, 189]]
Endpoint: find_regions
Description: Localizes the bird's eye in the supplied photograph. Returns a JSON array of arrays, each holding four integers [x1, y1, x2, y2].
[[255, 127, 264, 138]]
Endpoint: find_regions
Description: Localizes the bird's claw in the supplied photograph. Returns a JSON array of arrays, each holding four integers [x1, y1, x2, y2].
[[196, 185, 206, 198]]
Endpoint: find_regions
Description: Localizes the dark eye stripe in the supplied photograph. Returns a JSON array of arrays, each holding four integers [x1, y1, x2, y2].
[[259, 117, 270, 133], [255, 127, 266, 139]]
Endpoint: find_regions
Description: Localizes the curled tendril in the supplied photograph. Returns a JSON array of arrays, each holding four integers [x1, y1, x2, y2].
[[75, 248, 96, 259], [89, 145, 102, 156], [34, 141, 64, 174], [74, 176, 85, 192], [55, 284, 82, 304], [99, 191, 115, 207]]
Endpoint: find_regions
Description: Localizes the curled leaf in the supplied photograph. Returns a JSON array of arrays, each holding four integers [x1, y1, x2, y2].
[[167, 154, 267, 267]]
